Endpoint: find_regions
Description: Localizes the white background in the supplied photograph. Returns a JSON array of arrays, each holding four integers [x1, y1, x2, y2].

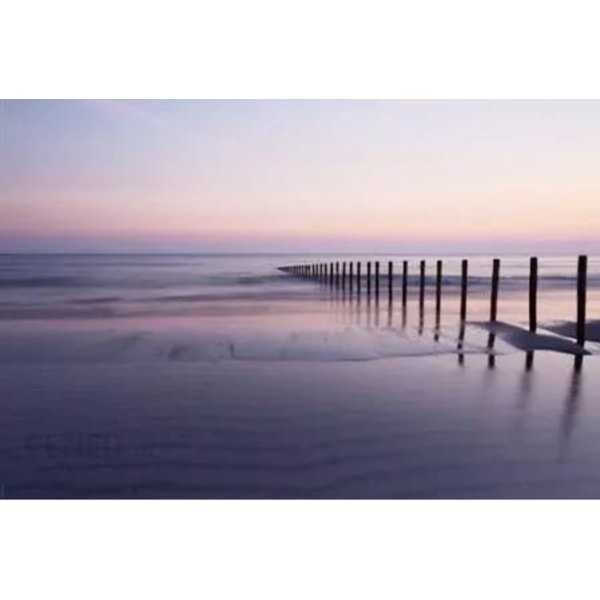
[[2, 1, 600, 598]]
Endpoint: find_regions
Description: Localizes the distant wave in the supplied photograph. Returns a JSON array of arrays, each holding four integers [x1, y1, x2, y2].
[[0, 273, 293, 289], [0, 276, 88, 288]]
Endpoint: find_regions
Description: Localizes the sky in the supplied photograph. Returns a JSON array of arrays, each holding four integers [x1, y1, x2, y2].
[[1, 99, 600, 253]]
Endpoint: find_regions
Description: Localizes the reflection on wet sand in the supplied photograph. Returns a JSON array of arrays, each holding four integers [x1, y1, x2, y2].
[[324, 291, 594, 464], [487, 332, 496, 369], [558, 361, 584, 460], [457, 321, 466, 366], [512, 355, 534, 434]]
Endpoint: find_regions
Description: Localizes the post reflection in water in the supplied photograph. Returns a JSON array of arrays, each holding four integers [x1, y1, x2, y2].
[[525, 350, 534, 371], [434, 307, 441, 342], [457, 321, 466, 366], [487, 332, 496, 369], [558, 362, 584, 460], [512, 353, 535, 434]]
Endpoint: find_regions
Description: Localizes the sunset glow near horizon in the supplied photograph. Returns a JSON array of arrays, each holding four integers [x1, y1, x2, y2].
[[2, 99, 600, 253]]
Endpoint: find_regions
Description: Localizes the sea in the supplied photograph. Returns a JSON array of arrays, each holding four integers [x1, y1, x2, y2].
[[1, 253, 599, 323]]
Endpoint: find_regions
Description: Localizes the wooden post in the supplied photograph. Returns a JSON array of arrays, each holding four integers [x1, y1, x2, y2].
[[402, 260, 408, 308], [342, 262, 346, 290], [330, 262, 334, 286], [367, 262, 372, 298], [490, 258, 500, 322], [335, 262, 340, 288], [388, 261, 393, 304], [375, 261, 380, 301], [357, 261, 362, 297], [435, 259, 442, 318], [460, 259, 468, 322], [529, 256, 538, 333], [577, 255, 587, 348], [419, 260, 425, 311], [349, 262, 353, 294]]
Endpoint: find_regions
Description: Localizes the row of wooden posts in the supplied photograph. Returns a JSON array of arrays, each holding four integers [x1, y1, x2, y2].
[[279, 256, 589, 349]]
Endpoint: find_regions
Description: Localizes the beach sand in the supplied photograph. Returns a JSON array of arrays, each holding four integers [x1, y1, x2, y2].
[[2, 300, 599, 499]]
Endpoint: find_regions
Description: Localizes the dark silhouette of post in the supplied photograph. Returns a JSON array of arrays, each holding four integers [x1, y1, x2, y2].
[[435, 259, 442, 319], [329, 262, 334, 287], [419, 260, 425, 311], [388, 261, 393, 304], [460, 259, 468, 322], [367, 262, 372, 298], [577, 255, 587, 348], [335, 262, 340, 288], [402, 260, 408, 308], [529, 257, 538, 333], [490, 258, 500, 322], [342, 262, 346, 290], [375, 261, 380, 301], [349, 262, 353, 294], [357, 261, 362, 297]]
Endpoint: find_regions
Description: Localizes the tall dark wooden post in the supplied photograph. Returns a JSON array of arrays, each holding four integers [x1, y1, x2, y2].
[[529, 257, 538, 333], [342, 262, 346, 290], [375, 261, 380, 301], [490, 258, 500, 322], [488, 259, 499, 369], [577, 255, 587, 348], [402, 260, 408, 308], [349, 262, 353, 294], [357, 261, 362, 297], [335, 262, 340, 288], [419, 260, 425, 311], [329, 262, 334, 287], [460, 259, 468, 322], [388, 261, 393, 304], [367, 262, 372, 298], [435, 259, 442, 318]]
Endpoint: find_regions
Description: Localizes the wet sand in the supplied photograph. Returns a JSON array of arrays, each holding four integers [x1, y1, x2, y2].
[[1, 301, 599, 499]]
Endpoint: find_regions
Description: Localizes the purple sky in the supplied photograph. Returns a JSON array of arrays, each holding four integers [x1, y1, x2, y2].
[[2, 100, 600, 253]]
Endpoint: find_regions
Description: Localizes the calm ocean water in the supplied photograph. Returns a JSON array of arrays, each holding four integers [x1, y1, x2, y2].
[[1, 253, 599, 323]]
